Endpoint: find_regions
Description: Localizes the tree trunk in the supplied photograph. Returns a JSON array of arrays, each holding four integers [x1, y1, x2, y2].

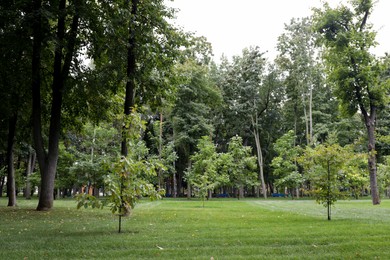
[[251, 116, 267, 198], [302, 94, 310, 145], [25, 149, 36, 200], [187, 181, 191, 199], [158, 113, 163, 188], [239, 186, 244, 199], [309, 84, 313, 144], [121, 0, 139, 157], [366, 114, 380, 205], [173, 168, 177, 198], [7, 113, 18, 207]]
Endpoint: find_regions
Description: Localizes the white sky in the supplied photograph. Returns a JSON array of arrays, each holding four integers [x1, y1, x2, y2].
[[168, 0, 390, 61]]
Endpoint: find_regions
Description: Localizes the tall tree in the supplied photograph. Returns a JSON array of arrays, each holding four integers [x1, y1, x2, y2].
[[218, 47, 280, 198], [171, 58, 221, 198], [91, 0, 186, 157], [0, 0, 33, 206], [31, 0, 84, 210], [276, 17, 321, 145], [314, 0, 390, 205]]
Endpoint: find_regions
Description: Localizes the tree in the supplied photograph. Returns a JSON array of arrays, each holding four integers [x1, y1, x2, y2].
[[186, 136, 228, 206], [0, 0, 33, 206], [76, 112, 164, 233], [300, 142, 346, 220], [30, 0, 91, 210], [300, 135, 367, 220], [313, 0, 390, 205], [217, 47, 281, 198], [226, 136, 258, 199], [271, 130, 304, 198], [276, 17, 331, 146], [171, 58, 222, 198]]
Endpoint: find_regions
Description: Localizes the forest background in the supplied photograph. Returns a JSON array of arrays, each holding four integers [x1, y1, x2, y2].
[[1, 0, 390, 213]]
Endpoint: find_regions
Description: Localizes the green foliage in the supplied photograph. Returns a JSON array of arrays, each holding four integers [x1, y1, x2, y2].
[[172, 59, 222, 177], [299, 138, 368, 219], [226, 136, 258, 195], [377, 156, 390, 197], [76, 111, 165, 233], [313, 0, 390, 116], [76, 140, 165, 215], [186, 136, 228, 206], [271, 130, 304, 191], [104, 150, 165, 215]]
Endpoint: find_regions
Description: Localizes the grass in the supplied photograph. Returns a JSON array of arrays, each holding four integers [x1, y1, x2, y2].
[[1, 197, 390, 259]]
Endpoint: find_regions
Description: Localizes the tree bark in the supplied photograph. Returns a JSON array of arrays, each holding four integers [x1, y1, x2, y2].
[[302, 93, 310, 145], [173, 162, 177, 198], [251, 115, 267, 198], [25, 149, 36, 200], [121, 0, 139, 157], [158, 113, 163, 188], [309, 84, 313, 144], [365, 111, 380, 205], [7, 113, 18, 207]]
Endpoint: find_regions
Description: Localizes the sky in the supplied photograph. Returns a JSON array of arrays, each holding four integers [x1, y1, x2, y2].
[[167, 0, 390, 61]]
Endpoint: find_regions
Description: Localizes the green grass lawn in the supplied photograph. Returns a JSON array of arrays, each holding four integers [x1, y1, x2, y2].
[[1, 197, 390, 259]]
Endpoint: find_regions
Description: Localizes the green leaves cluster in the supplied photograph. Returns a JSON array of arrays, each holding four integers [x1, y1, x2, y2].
[[186, 135, 258, 204], [299, 138, 368, 219], [271, 130, 304, 193]]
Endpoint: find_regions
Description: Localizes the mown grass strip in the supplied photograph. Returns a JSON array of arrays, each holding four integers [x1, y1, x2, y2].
[[1, 198, 390, 259]]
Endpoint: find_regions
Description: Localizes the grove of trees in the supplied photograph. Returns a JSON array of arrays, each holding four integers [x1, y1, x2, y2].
[[1, 0, 390, 214]]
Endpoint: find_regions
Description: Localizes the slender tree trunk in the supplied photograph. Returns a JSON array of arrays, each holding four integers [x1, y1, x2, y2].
[[7, 113, 18, 207], [302, 94, 310, 145], [251, 116, 267, 198], [187, 181, 191, 199], [121, 0, 139, 157], [173, 161, 177, 198], [158, 113, 163, 188], [25, 149, 36, 199], [327, 160, 331, 220], [309, 84, 313, 144]]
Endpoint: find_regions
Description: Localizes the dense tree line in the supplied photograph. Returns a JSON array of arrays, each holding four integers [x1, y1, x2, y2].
[[1, 0, 390, 211]]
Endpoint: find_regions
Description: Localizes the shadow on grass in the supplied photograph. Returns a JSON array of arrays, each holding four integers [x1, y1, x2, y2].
[[63, 229, 140, 237]]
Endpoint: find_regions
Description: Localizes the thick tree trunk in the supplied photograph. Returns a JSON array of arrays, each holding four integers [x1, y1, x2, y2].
[[121, 0, 139, 157], [7, 113, 18, 207], [239, 186, 244, 199]]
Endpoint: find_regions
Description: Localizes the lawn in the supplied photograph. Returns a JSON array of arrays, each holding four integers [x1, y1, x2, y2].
[[1, 197, 390, 259]]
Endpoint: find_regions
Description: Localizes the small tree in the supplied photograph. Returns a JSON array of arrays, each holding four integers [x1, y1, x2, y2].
[[76, 111, 164, 233], [300, 142, 345, 220], [300, 137, 366, 220]]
